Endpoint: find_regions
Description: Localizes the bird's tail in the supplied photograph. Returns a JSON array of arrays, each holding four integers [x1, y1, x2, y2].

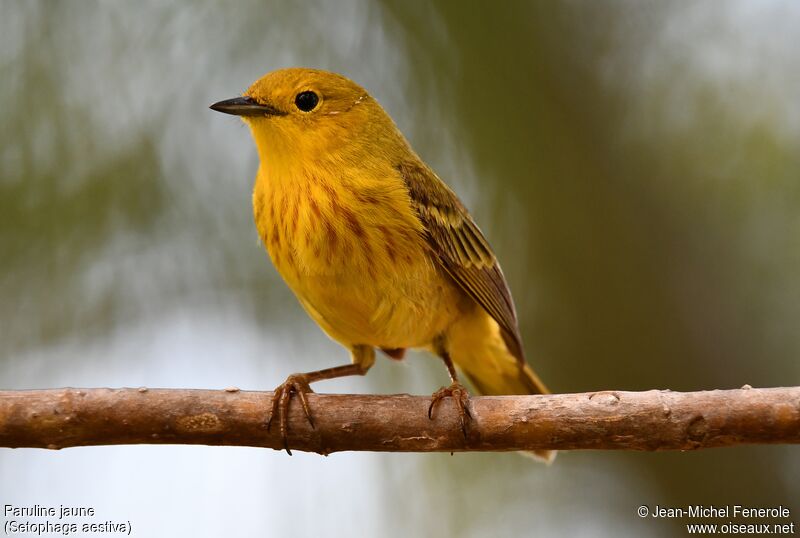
[[445, 309, 556, 464]]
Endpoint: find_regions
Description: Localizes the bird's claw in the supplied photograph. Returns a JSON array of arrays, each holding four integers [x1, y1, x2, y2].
[[266, 374, 315, 455], [428, 382, 472, 438]]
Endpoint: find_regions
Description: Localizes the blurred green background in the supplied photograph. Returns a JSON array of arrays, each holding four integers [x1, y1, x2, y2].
[[2, 1, 798, 536]]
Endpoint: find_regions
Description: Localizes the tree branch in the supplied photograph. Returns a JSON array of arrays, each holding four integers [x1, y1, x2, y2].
[[1, 387, 798, 453]]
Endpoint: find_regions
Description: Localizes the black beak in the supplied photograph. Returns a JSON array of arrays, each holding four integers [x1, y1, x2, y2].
[[209, 96, 285, 117]]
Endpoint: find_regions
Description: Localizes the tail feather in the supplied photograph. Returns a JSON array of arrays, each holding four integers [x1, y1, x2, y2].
[[462, 367, 556, 464], [446, 309, 556, 463]]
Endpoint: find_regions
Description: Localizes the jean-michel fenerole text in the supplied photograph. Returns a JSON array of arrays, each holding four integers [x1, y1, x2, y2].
[[650, 505, 791, 519]]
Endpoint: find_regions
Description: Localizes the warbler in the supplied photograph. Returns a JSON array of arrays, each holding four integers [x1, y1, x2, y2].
[[211, 68, 553, 462]]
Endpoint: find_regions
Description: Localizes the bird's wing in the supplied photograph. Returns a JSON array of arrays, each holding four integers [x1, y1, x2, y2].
[[397, 160, 526, 364]]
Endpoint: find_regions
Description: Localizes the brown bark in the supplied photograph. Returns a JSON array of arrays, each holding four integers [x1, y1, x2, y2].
[[0, 387, 798, 453]]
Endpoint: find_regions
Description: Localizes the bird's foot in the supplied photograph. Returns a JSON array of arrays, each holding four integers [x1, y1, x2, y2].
[[266, 374, 315, 455], [428, 382, 472, 438]]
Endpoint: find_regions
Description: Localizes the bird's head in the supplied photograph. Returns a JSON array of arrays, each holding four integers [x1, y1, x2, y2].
[[211, 68, 402, 166]]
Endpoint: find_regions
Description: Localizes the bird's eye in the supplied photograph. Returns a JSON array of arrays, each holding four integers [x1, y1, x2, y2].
[[295, 91, 319, 112]]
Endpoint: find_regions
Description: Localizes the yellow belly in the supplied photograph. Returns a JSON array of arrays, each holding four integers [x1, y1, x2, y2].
[[294, 266, 465, 349]]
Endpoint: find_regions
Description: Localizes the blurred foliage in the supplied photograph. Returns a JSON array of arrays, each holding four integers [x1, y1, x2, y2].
[[1, 1, 798, 536], [0, 3, 166, 351], [385, 0, 800, 394]]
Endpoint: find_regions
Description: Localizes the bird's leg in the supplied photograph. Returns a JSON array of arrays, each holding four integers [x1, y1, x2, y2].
[[267, 345, 375, 454], [428, 349, 472, 438]]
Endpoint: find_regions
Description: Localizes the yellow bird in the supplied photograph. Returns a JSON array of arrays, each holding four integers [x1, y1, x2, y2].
[[211, 68, 553, 462]]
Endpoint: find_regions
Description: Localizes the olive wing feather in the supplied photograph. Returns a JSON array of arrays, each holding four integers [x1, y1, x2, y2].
[[397, 161, 526, 365]]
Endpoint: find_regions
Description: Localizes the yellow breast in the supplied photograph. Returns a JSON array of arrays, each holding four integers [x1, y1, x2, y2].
[[252, 163, 465, 349]]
